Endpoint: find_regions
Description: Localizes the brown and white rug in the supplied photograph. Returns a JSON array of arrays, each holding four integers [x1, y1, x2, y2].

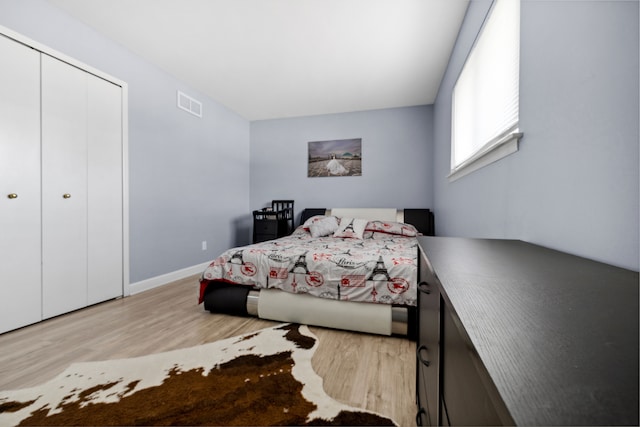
[[0, 323, 396, 426]]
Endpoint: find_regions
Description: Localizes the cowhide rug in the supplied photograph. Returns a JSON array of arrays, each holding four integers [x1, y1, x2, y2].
[[0, 323, 395, 426]]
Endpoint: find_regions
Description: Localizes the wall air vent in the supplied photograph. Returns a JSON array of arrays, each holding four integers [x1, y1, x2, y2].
[[177, 90, 202, 118]]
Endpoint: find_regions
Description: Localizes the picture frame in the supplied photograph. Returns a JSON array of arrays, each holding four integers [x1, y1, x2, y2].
[[307, 138, 362, 177]]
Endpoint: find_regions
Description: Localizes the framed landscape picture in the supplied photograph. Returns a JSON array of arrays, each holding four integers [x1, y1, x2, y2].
[[307, 138, 362, 177]]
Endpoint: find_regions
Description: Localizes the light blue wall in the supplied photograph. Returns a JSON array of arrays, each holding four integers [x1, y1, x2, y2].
[[249, 106, 434, 226], [0, 0, 251, 283], [3, 0, 636, 280], [433, 0, 639, 270]]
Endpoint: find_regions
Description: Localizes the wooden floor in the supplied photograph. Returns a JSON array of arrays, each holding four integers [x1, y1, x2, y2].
[[0, 275, 416, 426]]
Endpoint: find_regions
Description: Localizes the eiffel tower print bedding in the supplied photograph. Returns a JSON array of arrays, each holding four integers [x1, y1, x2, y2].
[[199, 216, 421, 306]]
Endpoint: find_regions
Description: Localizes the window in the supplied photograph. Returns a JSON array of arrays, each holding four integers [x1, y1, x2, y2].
[[450, 0, 521, 181]]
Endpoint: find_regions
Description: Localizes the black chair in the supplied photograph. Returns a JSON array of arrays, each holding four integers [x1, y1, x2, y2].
[[271, 200, 294, 234]]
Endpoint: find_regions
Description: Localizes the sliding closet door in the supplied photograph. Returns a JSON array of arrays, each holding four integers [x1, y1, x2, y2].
[[87, 76, 123, 304], [0, 35, 42, 333], [41, 55, 89, 319]]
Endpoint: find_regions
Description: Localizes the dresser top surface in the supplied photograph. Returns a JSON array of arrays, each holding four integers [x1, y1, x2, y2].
[[418, 237, 639, 426]]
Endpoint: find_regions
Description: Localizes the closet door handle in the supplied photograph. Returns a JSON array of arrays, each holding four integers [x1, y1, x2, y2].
[[7, 193, 18, 199], [62, 193, 71, 199]]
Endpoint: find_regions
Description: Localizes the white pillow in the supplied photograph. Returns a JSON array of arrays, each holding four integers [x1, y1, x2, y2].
[[302, 215, 329, 230], [309, 216, 339, 237], [333, 217, 368, 239]]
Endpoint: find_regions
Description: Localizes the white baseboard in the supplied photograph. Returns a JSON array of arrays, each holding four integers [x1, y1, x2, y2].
[[128, 261, 211, 295]]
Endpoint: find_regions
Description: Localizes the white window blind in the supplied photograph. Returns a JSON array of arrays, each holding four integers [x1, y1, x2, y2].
[[450, 0, 521, 179]]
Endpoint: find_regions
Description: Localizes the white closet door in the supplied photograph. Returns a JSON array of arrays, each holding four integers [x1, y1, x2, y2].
[[87, 76, 123, 304], [0, 36, 42, 333], [41, 55, 89, 319]]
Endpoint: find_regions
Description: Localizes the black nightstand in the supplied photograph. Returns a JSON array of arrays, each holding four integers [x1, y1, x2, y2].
[[252, 200, 294, 243]]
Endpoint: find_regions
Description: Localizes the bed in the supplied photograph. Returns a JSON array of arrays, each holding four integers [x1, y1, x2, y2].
[[198, 208, 434, 338]]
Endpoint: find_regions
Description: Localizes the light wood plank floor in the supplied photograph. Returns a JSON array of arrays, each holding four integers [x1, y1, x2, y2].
[[0, 276, 416, 426]]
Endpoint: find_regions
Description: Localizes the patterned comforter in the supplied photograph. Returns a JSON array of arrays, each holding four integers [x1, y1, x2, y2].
[[199, 223, 420, 307]]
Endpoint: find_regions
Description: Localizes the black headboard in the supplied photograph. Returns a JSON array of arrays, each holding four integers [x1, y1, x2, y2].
[[404, 209, 435, 236], [299, 209, 327, 225], [299, 208, 435, 236]]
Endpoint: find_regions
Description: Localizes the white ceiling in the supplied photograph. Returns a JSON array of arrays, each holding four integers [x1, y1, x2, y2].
[[48, 0, 469, 121]]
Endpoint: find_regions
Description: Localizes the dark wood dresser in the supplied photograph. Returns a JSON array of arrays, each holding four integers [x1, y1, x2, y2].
[[416, 237, 639, 426]]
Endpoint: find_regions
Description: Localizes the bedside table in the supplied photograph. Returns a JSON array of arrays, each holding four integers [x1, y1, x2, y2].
[[252, 200, 294, 243]]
